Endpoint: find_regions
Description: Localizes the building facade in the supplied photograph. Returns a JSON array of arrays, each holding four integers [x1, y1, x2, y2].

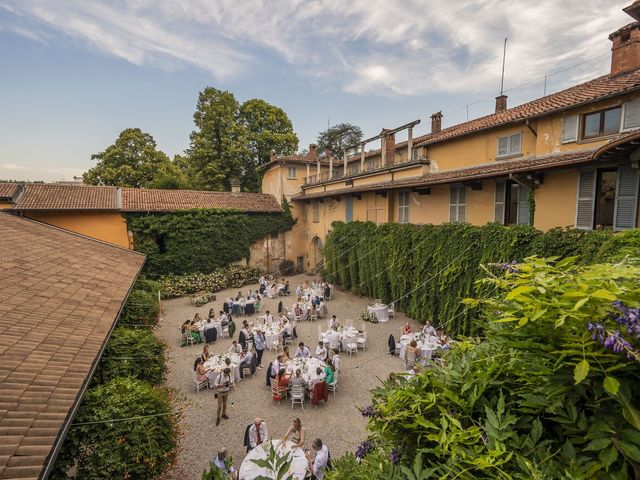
[[262, 1, 640, 270]]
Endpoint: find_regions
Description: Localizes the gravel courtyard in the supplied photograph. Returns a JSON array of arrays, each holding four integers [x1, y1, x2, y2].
[[156, 274, 420, 479]]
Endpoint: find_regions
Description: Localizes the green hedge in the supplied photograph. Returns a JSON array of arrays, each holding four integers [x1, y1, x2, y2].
[[323, 222, 617, 336], [159, 264, 260, 298], [125, 205, 295, 276]]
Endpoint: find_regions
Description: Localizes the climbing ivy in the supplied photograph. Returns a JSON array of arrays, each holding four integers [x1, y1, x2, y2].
[[323, 222, 617, 336], [125, 203, 295, 276]]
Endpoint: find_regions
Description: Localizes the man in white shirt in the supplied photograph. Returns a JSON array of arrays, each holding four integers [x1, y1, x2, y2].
[[331, 349, 341, 373], [211, 448, 237, 479], [308, 367, 325, 388], [264, 310, 274, 323], [422, 321, 437, 337], [328, 327, 341, 351], [217, 311, 229, 326], [306, 438, 329, 480], [239, 350, 254, 378], [248, 417, 269, 450], [229, 341, 242, 354], [328, 315, 337, 329], [294, 342, 311, 358], [315, 341, 327, 361], [271, 354, 282, 378]]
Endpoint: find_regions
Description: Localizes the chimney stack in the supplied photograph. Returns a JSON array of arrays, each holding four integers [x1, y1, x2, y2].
[[380, 129, 395, 166], [430, 111, 443, 134], [495, 95, 508, 113], [309, 144, 318, 161], [609, 2, 640, 76], [231, 179, 241, 193]]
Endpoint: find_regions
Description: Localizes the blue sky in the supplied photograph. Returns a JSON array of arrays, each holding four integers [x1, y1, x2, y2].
[[0, 0, 630, 182]]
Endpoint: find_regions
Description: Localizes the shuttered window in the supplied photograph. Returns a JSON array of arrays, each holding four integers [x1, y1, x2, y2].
[[494, 180, 506, 223], [562, 115, 579, 143], [614, 165, 639, 230], [623, 99, 640, 132], [497, 133, 521, 158], [312, 200, 320, 223], [345, 195, 353, 222], [398, 192, 410, 223], [575, 170, 596, 230], [517, 185, 530, 226], [449, 186, 467, 223]]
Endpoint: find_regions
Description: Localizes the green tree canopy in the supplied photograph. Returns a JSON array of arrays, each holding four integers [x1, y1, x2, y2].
[[317, 123, 363, 159], [238, 98, 298, 191], [83, 128, 186, 188]]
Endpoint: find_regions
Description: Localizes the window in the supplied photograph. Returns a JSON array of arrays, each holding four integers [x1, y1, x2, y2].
[[345, 195, 353, 222], [296, 256, 304, 271], [312, 201, 320, 223], [594, 170, 617, 228], [495, 180, 530, 225], [582, 107, 621, 139], [622, 99, 640, 131], [287, 166, 297, 179], [497, 133, 521, 158], [398, 192, 410, 223], [449, 186, 467, 223], [562, 115, 579, 143]]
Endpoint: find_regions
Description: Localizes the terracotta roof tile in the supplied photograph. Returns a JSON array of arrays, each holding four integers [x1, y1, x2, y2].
[[120, 188, 282, 213], [0, 213, 145, 479], [414, 69, 640, 147], [293, 149, 596, 200], [0, 184, 20, 201], [14, 184, 118, 211]]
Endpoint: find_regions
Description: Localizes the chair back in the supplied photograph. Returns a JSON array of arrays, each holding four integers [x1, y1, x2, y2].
[[291, 384, 304, 398]]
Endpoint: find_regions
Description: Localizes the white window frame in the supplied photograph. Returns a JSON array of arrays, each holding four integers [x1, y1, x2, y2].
[[496, 132, 522, 158], [562, 114, 579, 143], [449, 186, 467, 223], [287, 166, 297, 179], [622, 99, 640, 132], [398, 191, 410, 223]]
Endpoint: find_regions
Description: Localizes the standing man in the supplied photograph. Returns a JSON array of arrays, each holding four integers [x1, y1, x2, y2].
[[216, 367, 232, 426], [306, 438, 329, 480], [248, 417, 269, 450]]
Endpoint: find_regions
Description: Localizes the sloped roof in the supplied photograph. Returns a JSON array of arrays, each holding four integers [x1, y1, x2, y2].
[[0, 213, 145, 480], [0, 184, 20, 201], [14, 184, 118, 211], [120, 188, 282, 213], [293, 149, 596, 200]]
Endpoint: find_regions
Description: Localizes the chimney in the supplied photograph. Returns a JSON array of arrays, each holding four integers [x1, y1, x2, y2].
[[610, 3, 640, 76], [430, 111, 443, 134], [380, 129, 395, 166], [231, 179, 241, 193], [495, 95, 508, 113], [309, 144, 318, 162]]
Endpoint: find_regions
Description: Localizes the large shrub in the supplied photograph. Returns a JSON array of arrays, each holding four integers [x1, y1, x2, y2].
[[323, 222, 614, 335], [159, 265, 260, 298], [596, 229, 640, 263], [334, 258, 640, 479], [120, 289, 160, 326], [126, 207, 295, 276], [92, 327, 167, 386], [52, 377, 180, 480]]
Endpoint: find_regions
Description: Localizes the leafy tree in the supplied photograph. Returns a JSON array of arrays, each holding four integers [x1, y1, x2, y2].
[[84, 128, 182, 188], [316, 123, 363, 159], [238, 99, 298, 191], [186, 87, 250, 191]]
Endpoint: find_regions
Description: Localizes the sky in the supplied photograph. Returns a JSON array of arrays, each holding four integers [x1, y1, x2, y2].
[[0, 0, 631, 182]]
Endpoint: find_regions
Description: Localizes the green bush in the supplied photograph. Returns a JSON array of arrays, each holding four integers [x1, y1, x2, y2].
[[334, 258, 640, 479], [126, 207, 295, 276], [323, 222, 614, 335], [120, 289, 159, 326], [51, 377, 180, 480], [92, 327, 167, 386], [279, 259, 295, 276], [596, 229, 640, 263], [159, 265, 260, 298]]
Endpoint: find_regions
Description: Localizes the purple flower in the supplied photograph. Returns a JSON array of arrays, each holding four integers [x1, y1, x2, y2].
[[360, 405, 377, 418], [355, 440, 374, 460], [389, 446, 402, 465], [500, 260, 519, 274], [587, 303, 640, 361]]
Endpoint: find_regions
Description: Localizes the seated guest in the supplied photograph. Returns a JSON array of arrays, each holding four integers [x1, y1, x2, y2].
[[308, 367, 325, 388], [402, 322, 412, 336], [182, 320, 202, 344], [294, 342, 310, 358], [296, 285, 302, 297], [194, 313, 202, 322], [239, 350, 255, 378], [328, 327, 341, 351], [194, 357, 208, 386], [323, 359, 335, 385], [229, 340, 242, 354], [282, 345, 292, 362], [405, 340, 420, 369], [204, 318, 217, 333], [282, 320, 293, 343], [271, 354, 283, 379], [269, 284, 278, 298], [422, 321, 436, 336], [315, 341, 327, 362], [328, 315, 337, 328], [294, 303, 303, 318], [181, 320, 191, 334], [217, 311, 229, 327], [226, 297, 234, 310], [235, 291, 243, 301], [211, 448, 237, 479], [279, 312, 289, 324], [264, 310, 274, 323], [200, 345, 211, 363], [248, 417, 269, 450], [208, 308, 215, 319], [305, 438, 329, 480], [439, 332, 451, 349], [313, 296, 322, 307], [275, 368, 290, 394], [281, 417, 306, 449], [331, 348, 341, 373], [289, 369, 307, 390]]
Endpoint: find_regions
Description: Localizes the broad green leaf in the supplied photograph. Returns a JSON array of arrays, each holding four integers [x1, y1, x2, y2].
[[574, 359, 590, 384], [506, 285, 536, 300], [619, 441, 640, 462], [599, 445, 618, 469], [590, 289, 617, 301], [573, 297, 589, 310], [623, 404, 640, 430], [585, 437, 612, 451], [604, 376, 620, 396]]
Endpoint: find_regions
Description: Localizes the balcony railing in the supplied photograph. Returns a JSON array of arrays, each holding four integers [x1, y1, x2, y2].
[[303, 156, 428, 186]]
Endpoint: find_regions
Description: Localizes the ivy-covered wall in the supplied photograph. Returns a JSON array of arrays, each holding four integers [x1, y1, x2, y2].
[[125, 206, 295, 276], [323, 222, 616, 336]]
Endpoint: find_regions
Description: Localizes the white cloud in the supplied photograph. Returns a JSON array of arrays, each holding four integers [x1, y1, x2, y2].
[[0, 0, 630, 95]]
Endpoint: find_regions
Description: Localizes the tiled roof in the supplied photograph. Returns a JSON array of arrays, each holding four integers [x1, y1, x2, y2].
[[121, 188, 282, 213], [414, 69, 640, 148], [14, 184, 118, 211], [0, 213, 145, 480], [0, 184, 21, 201], [292, 149, 596, 200]]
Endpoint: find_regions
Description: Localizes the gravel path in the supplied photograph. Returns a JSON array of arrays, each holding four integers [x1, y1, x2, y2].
[[156, 274, 420, 479]]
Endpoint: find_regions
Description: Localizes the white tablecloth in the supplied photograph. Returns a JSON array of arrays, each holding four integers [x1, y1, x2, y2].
[[239, 440, 307, 480], [324, 327, 359, 350], [398, 333, 440, 362], [368, 304, 389, 322], [254, 325, 284, 349], [204, 354, 241, 383], [196, 321, 222, 340]]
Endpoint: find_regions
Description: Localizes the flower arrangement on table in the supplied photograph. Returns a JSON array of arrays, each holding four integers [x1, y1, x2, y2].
[[360, 309, 378, 324]]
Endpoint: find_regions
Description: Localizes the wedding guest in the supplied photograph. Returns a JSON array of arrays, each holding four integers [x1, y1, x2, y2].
[[294, 342, 310, 358], [305, 438, 329, 480], [422, 321, 436, 336], [194, 357, 208, 386], [402, 322, 412, 335], [200, 345, 211, 363], [323, 359, 335, 384], [248, 418, 269, 450], [211, 448, 237, 479], [254, 328, 266, 369], [216, 368, 232, 426], [331, 348, 341, 373], [229, 340, 242, 354], [315, 341, 327, 362], [281, 417, 306, 449], [289, 369, 307, 390], [282, 345, 292, 361], [308, 367, 325, 388]]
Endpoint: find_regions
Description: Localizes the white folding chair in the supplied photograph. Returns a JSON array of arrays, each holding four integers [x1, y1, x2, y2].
[[193, 373, 208, 394], [327, 374, 338, 397], [272, 381, 287, 403], [388, 303, 395, 318], [241, 364, 254, 379], [290, 384, 304, 409], [309, 311, 317, 322], [374, 299, 382, 305], [220, 326, 230, 339], [346, 342, 358, 357], [356, 333, 367, 351], [181, 328, 195, 347]]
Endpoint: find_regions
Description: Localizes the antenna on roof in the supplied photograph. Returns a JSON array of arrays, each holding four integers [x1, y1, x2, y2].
[[500, 38, 507, 95]]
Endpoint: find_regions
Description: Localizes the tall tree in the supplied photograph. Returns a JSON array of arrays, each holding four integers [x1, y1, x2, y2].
[[186, 87, 250, 191], [238, 99, 298, 191], [316, 123, 363, 159], [83, 128, 185, 188]]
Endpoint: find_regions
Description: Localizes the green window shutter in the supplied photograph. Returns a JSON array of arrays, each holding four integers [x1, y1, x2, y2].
[[575, 170, 596, 230], [517, 185, 530, 225], [494, 180, 506, 224], [614, 165, 639, 230]]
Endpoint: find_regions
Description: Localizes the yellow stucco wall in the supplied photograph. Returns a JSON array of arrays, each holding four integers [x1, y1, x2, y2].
[[467, 182, 496, 225], [24, 211, 131, 248], [533, 169, 578, 231], [0, 201, 13, 209]]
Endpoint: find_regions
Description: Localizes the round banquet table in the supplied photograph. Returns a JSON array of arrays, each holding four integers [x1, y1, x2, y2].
[[196, 321, 222, 341], [239, 440, 308, 480], [368, 304, 389, 322], [254, 325, 284, 349], [398, 333, 440, 363], [203, 354, 241, 383], [324, 326, 359, 350]]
